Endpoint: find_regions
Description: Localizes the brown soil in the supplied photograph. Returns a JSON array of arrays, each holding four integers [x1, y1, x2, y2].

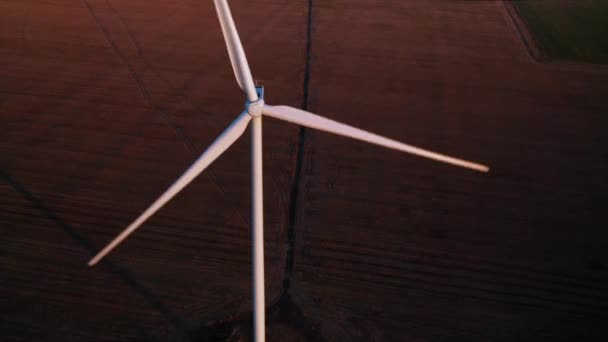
[[1, 0, 607, 340]]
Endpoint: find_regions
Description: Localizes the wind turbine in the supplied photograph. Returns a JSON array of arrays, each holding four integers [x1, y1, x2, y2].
[[88, 1, 490, 341]]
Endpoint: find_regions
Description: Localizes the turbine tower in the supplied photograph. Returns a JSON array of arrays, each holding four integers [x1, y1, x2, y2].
[[88, 1, 489, 341]]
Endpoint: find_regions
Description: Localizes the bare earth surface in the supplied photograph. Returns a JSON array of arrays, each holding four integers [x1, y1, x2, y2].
[[1, 0, 608, 341]]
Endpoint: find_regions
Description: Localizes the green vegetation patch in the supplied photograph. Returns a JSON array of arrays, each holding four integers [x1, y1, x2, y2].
[[514, 0, 608, 64]]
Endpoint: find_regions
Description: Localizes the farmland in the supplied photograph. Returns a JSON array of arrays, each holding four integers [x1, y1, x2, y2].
[[515, 0, 608, 63], [1, 0, 608, 340]]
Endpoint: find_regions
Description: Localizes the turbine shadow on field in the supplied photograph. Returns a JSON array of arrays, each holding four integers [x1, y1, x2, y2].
[[0, 169, 213, 341]]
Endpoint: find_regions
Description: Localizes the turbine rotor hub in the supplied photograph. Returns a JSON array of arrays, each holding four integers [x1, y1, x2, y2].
[[247, 98, 264, 117]]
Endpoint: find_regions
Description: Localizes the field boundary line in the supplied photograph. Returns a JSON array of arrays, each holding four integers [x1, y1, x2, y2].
[[496, 0, 546, 63]]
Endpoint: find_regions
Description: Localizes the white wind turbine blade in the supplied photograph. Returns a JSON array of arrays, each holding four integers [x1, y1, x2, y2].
[[213, 0, 258, 102], [88, 111, 252, 266], [263, 105, 489, 172]]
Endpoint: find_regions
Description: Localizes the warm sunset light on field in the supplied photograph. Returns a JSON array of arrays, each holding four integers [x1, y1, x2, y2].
[[1, 1, 607, 340]]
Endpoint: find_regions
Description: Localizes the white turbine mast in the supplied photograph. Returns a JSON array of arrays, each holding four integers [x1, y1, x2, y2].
[[88, 1, 490, 341]]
